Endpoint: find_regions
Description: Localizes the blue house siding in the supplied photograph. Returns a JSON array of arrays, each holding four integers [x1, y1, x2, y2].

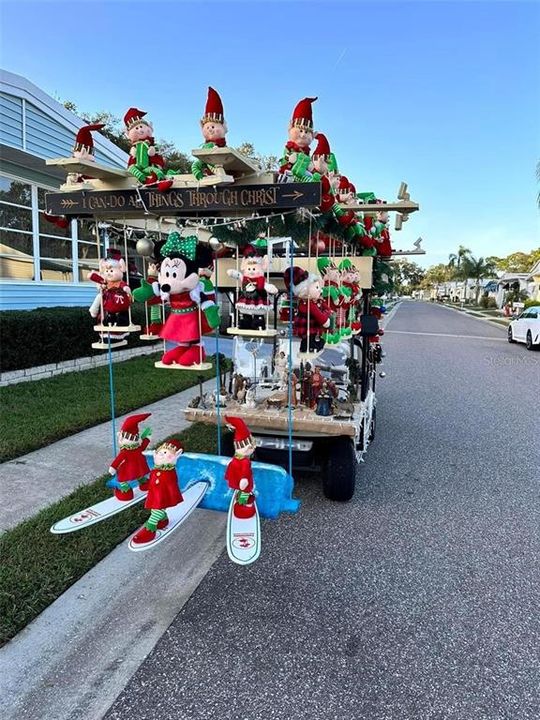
[[0, 92, 23, 147], [0, 282, 96, 310]]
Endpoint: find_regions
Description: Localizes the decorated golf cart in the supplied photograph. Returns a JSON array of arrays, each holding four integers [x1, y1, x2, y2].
[[46, 89, 420, 562]]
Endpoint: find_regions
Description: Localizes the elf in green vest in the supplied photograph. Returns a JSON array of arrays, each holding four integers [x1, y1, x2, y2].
[[124, 107, 173, 192]]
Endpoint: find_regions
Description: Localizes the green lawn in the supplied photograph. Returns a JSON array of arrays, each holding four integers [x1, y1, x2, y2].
[[0, 422, 222, 646], [0, 353, 224, 462]]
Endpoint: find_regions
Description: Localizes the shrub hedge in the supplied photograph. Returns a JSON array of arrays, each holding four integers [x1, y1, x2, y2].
[[0, 305, 150, 372]]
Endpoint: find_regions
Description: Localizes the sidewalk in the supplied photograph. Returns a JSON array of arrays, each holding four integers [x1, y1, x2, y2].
[[439, 302, 510, 326], [0, 379, 214, 532], [0, 505, 227, 720]]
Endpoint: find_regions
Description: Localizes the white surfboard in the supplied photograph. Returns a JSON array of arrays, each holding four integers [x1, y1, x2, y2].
[[226, 491, 261, 566], [128, 481, 209, 552], [50, 488, 147, 534]]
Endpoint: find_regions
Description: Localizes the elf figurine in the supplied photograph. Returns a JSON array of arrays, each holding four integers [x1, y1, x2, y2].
[[279, 96, 317, 180], [224, 416, 257, 519], [192, 86, 228, 181], [227, 242, 278, 330], [108, 413, 152, 501], [131, 439, 184, 545], [124, 107, 173, 192], [157, 233, 220, 366], [284, 266, 331, 354], [317, 257, 342, 344], [88, 249, 132, 338], [340, 259, 362, 334], [66, 122, 105, 184]]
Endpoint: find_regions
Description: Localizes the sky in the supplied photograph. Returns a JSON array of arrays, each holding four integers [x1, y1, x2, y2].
[[0, 0, 539, 268]]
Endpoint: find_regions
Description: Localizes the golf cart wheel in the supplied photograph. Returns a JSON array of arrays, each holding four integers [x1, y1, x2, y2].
[[507, 327, 515, 343], [322, 436, 357, 502], [368, 407, 377, 443]]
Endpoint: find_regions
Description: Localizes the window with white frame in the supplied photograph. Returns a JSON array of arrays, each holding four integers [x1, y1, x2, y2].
[[0, 172, 90, 282]]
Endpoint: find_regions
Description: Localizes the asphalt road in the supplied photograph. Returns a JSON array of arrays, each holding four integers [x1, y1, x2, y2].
[[106, 301, 540, 720]]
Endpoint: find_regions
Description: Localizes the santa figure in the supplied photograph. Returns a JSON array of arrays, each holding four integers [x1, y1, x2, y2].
[[131, 439, 184, 545], [224, 416, 257, 519], [124, 107, 172, 192], [108, 413, 152, 501], [284, 266, 331, 353], [279, 96, 317, 179], [192, 86, 228, 181]]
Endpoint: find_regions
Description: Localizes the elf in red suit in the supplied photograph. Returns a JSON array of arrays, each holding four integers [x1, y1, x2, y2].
[[108, 413, 152, 501], [131, 439, 184, 545], [284, 266, 331, 354], [224, 416, 257, 519], [279, 97, 317, 178]]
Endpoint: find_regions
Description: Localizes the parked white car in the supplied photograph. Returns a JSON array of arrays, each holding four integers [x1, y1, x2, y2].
[[508, 306, 540, 350]]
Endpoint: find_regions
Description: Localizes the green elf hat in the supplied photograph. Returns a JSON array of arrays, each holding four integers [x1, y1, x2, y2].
[[251, 237, 268, 253], [327, 152, 339, 174], [338, 258, 355, 272], [356, 191, 377, 203], [160, 232, 198, 260], [317, 256, 335, 275]]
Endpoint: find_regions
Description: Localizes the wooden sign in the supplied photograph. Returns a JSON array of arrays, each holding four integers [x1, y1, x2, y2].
[[45, 183, 322, 218]]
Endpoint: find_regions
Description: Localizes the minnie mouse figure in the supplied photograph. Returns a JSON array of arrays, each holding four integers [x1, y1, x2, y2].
[[227, 243, 278, 331], [154, 233, 220, 367]]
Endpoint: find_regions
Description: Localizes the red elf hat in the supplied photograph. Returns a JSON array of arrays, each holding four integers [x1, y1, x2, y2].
[[291, 97, 317, 129], [124, 107, 150, 130], [338, 175, 350, 191], [120, 412, 151, 438], [201, 87, 225, 124], [225, 416, 254, 449], [312, 133, 331, 159], [73, 123, 104, 154], [158, 438, 184, 453]]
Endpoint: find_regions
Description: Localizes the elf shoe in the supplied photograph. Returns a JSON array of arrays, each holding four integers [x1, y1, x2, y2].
[[178, 345, 206, 366], [156, 518, 169, 530], [162, 345, 188, 365], [132, 526, 156, 545], [147, 322, 163, 336], [139, 479, 149, 491], [115, 487, 134, 502], [157, 179, 173, 192]]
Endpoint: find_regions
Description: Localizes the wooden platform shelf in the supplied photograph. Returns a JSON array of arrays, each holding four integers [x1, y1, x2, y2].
[[226, 327, 278, 337], [154, 361, 212, 371], [184, 403, 359, 438], [139, 334, 161, 341], [191, 147, 259, 177], [93, 324, 141, 333], [341, 199, 419, 214], [91, 340, 127, 350], [46, 157, 130, 180]]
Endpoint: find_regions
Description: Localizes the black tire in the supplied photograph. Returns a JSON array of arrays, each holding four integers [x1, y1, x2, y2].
[[526, 331, 537, 351], [368, 407, 377, 443], [322, 436, 357, 502], [508, 327, 515, 343]]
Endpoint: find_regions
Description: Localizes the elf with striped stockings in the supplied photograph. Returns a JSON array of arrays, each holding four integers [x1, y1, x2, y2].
[[124, 108, 173, 192], [108, 414, 152, 501], [131, 439, 184, 545]]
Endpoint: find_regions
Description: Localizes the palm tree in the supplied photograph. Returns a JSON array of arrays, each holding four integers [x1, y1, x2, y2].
[[448, 246, 472, 301], [461, 255, 497, 305]]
